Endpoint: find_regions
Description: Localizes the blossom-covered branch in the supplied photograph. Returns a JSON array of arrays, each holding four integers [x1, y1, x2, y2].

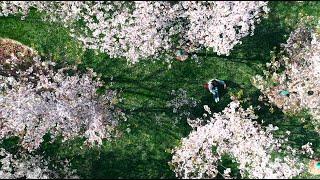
[[252, 24, 320, 133], [0, 148, 78, 179], [0, 39, 120, 152], [170, 101, 305, 179], [0, 1, 269, 63]]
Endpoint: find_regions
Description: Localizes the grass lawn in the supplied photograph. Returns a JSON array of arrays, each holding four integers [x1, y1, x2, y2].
[[1, 1, 320, 179]]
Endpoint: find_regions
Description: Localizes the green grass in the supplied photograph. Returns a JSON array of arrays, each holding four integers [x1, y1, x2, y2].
[[0, 10, 84, 65], [1, 1, 320, 179]]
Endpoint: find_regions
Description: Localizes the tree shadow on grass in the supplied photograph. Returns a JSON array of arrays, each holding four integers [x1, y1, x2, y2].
[[247, 88, 320, 155], [89, 142, 176, 179], [84, 109, 191, 179]]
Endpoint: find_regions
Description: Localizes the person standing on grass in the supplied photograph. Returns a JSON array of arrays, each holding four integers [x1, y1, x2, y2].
[[204, 79, 227, 103]]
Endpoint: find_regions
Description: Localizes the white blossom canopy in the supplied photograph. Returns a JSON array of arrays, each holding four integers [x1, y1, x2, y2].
[[0, 148, 78, 179], [170, 101, 305, 179], [252, 25, 320, 134], [0, 1, 269, 63], [0, 39, 119, 152]]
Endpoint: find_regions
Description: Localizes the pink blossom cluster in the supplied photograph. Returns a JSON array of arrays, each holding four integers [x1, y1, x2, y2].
[[170, 101, 305, 179], [166, 88, 199, 120], [252, 25, 320, 133], [301, 142, 314, 158], [0, 148, 78, 179], [0, 1, 269, 63], [0, 45, 119, 152], [170, 1, 269, 56]]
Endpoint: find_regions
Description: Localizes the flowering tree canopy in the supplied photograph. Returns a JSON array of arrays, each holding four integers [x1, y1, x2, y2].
[[170, 101, 305, 179], [0, 148, 78, 179], [252, 25, 320, 133], [0, 39, 120, 152], [0, 1, 269, 63], [169, 1, 269, 56]]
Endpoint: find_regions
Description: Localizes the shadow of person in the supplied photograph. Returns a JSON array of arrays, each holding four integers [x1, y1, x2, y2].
[[223, 80, 242, 89], [218, 80, 245, 100]]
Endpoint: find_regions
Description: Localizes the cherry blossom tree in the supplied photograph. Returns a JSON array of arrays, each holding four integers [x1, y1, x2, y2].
[[0, 39, 120, 152], [170, 101, 305, 179], [0, 148, 78, 179], [169, 1, 269, 56], [0, 1, 269, 63], [252, 23, 320, 134]]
